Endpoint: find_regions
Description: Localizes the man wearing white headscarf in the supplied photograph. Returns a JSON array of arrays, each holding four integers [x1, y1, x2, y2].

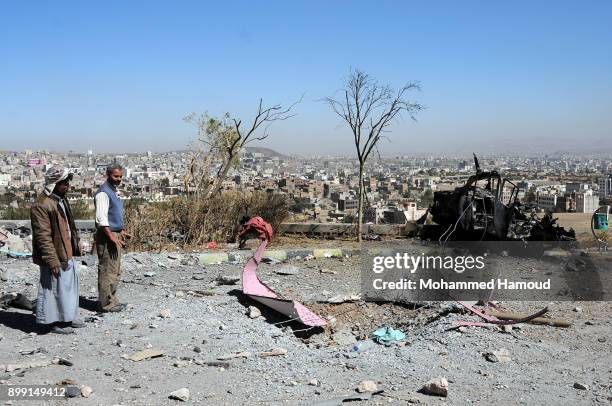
[[30, 166, 84, 334]]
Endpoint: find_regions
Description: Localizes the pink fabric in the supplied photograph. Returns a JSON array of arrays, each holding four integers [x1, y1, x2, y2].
[[239, 216, 273, 242], [241, 232, 326, 327]]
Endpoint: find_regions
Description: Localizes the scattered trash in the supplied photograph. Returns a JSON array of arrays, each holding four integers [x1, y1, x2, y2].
[[320, 268, 337, 275], [260, 348, 288, 358], [206, 242, 218, 249], [143, 272, 156, 277], [352, 340, 376, 353], [420, 377, 449, 397], [7, 251, 32, 258], [169, 387, 190, 401], [372, 326, 406, 345], [487, 308, 571, 328], [456, 301, 554, 326], [159, 309, 172, 319], [128, 349, 164, 362]]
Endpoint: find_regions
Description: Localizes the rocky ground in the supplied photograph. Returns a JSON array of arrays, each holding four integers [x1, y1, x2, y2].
[[0, 246, 611, 405]]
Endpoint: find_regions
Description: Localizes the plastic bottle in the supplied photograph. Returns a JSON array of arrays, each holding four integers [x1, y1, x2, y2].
[[352, 340, 376, 352]]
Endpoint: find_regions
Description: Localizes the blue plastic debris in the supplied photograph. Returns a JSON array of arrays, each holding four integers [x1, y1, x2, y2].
[[372, 326, 406, 344]]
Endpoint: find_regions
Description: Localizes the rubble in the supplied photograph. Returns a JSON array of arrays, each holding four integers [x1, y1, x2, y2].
[[260, 348, 287, 358], [127, 349, 164, 362], [484, 349, 512, 363], [356, 380, 378, 393], [420, 377, 449, 397], [169, 387, 190, 401], [247, 306, 261, 318], [573, 382, 589, 390], [80, 386, 93, 398]]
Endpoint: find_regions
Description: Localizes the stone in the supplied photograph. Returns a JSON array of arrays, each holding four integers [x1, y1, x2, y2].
[[260, 348, 287, 357], [143, 272, 156, 277], [357, 380, 378, 393], [573, 382, 589, 390], [215, 275, 240, 285], [217, 351, 251, 360], [169, 388, 190, 401], [320, 268, 337, 274], [248, 306, 261, 319], [175, 291, 185, 298], [573, 307, 582, 313], [193, 346, 201, 353], [159, 309, 171, 319], [64, 386, 80, 398], [309, 378, 319, 386], [327, 294, 361, 304], [484, 349, 511, 363], [128, 349, 164, 362], [420, 377, 448, 397], [275, 266, 300, 275], [80, 386, 93, 398]]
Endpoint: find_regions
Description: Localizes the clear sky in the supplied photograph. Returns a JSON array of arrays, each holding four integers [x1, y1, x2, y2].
[[1, 1, 611, 155]]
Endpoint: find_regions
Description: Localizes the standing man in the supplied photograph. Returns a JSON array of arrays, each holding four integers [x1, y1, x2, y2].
[[31, 166, 84, 333], [95, 164, 130, 312]]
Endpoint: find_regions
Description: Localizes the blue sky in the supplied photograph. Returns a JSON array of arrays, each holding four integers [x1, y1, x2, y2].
[[1, 1, 611, 155]]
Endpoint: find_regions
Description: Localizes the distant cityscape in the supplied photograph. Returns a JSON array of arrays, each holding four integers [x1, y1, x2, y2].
[[1, 148, 611, 224]]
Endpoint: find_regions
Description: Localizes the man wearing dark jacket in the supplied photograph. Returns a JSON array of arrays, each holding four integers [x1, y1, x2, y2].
[[31, 166, 84, 334]]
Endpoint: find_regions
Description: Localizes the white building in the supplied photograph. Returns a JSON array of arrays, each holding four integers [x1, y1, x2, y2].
[[598, 176, 612, 199], [536, 193, 558, 210], [576, 191, 599, 213]]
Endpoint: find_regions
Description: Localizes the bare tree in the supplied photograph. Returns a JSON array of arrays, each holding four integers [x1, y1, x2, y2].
[[325, 69, 423, 241], [184, 97, 301, 197]]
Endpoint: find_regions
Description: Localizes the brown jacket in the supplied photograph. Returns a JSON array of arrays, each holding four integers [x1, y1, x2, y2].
[[31, 192, 81, 270]]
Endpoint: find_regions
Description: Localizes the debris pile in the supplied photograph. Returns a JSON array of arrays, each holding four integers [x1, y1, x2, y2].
[[0, 227, 32, 257], [419, 154, 576, 242]]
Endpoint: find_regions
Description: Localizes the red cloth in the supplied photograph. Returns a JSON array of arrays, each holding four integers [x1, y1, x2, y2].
[[239, 216, 273, 242]]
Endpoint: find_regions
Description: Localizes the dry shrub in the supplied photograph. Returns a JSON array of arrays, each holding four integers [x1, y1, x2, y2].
[[125, 191, 289, 251]]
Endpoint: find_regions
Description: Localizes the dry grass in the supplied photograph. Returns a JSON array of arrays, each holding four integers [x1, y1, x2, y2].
[[125, 191, 289, 251]]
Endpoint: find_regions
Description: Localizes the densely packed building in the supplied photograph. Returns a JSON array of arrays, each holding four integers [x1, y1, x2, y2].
[[1, 148, 611, 223]]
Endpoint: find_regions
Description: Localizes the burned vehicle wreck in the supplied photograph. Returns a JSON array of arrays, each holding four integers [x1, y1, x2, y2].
[[419, 155, 576, 242]]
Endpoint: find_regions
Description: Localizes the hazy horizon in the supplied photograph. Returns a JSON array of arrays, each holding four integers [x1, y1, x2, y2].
[[1, 1, 611, 155]]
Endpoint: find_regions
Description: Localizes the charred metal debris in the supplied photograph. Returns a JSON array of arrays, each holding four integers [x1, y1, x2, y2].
[[418, 154, 576, 242]]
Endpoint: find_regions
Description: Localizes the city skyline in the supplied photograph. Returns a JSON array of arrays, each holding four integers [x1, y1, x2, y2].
[[1, 1, 611, 154]]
